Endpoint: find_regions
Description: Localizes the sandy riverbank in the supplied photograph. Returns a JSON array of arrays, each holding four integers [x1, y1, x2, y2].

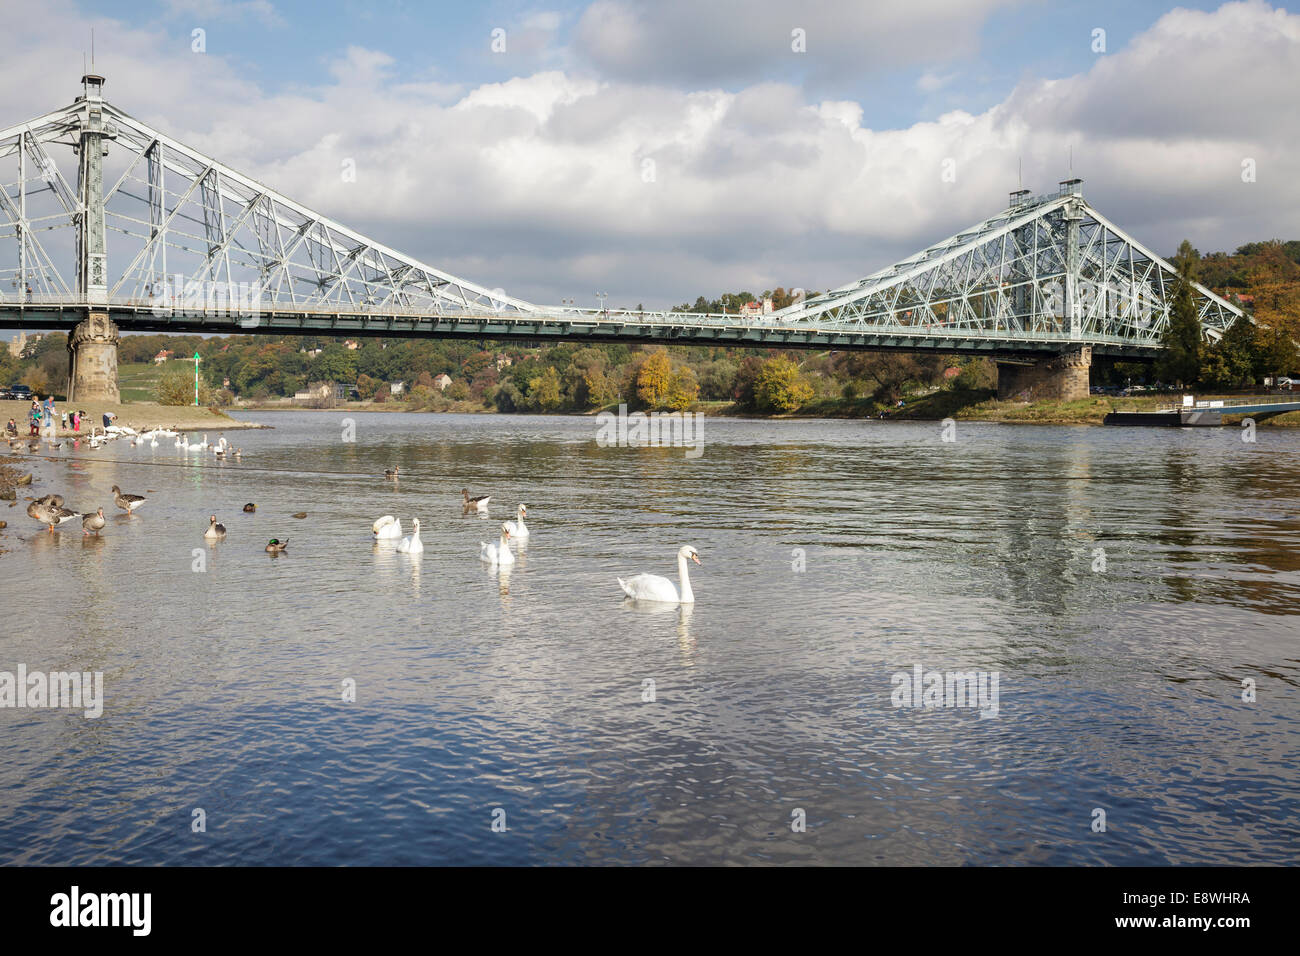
[[0, 399, 267, 437]]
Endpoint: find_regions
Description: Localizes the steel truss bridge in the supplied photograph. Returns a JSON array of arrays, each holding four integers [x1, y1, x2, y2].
[[1, 76, 1242, 362]]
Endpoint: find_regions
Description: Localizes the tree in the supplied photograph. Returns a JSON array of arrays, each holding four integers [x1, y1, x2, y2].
[[754, 356, 814, 412], [157, 364, 214, 405], [526, 366, 563, 411], [665, 365, 700, 410], [634, 350, 673, 408], [355, 373, 380, 400], [1157, 239, 1203, 387]]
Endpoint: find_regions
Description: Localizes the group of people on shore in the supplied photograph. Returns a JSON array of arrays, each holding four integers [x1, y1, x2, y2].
[[13, 397, 94, 437]]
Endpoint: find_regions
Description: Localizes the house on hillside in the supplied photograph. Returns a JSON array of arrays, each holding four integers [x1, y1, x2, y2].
[[434, 373, 452, 391], [738, 296, 775, 317], [153, 349, 172, 364], [389, 381, 405, 396], [293, 382, 334, 405]]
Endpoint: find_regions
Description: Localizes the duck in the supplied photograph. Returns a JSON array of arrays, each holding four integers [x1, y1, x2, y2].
[[504, 504, 529, 540], [111, 485, 146, 514], [462, 488, 490, 512], [371, 515, 402, 539], [480, 523, 515, 565], [265, 538, 288, 553], [82, 508, 106, 536], [243, 503, 256, 513], [396, 518, 423, 554], [204, 515, 226, 539], [28, 499, 79, 532], [384, 466, 400, 479], [233, 448, 242, 461], [618, 545, 701, 604]]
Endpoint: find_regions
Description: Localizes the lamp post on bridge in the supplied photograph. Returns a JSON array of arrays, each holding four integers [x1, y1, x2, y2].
[[596, 292, 608, 317]]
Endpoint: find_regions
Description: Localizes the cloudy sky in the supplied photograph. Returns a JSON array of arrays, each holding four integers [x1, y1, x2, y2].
[[2, 0, 1297, 309]]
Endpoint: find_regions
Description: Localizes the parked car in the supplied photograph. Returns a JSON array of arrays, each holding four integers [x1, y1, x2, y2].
[[2, 384, 33, 401]]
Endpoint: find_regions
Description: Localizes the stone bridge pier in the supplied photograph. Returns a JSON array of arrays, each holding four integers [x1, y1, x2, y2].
[[996, 346, 1091, 403], [67, 313, 121, 403]]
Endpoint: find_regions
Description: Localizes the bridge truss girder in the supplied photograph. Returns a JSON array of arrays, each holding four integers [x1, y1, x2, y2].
[[775, 189, 1243, 350]]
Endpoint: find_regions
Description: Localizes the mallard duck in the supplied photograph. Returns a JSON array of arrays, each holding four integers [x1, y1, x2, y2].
[[243, 503, 256, 513], [204, 515, 226, 539], [111, 485, 146, 514], [462, 488, 490, 512], [82, 508, 106, 536], [265, 538, 288, 553], [385, 466, 400, 479]]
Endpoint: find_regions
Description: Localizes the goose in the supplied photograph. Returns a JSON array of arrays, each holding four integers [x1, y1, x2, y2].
[[82, 508, 106, 536], [618, 545, 701, 604], [462, 488, 490, 512], [384, 466, 400, 479], [396, 518, 423, 554], [28, 499, 79, 532], [204, 515, 226, 539], [480, 523, 515, 565], [243, 503, 256, 513], [265, 538, 288, 553], [111, 485, 146, 514], [233, 448, 243, 460], [504, 504, 529, 540], [372, 515, 402, 539], [34, 494, 65, 509]]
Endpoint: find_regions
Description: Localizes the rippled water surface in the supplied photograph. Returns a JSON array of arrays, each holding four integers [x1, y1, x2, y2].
[[2, 411, 1298, 865]]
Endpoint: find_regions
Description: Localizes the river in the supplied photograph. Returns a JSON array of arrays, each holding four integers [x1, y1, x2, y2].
[[1, 411, 1297, 865]]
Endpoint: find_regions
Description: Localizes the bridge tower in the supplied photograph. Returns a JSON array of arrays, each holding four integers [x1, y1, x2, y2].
[[995, 179, 1092, 401], [67, 72, 120, 403]]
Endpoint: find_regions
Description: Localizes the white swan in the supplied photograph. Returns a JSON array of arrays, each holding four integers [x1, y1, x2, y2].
[[480, 523, 515, 565], [175, 432, 186, 448], [150, 434, 159, 447], [198, 434, 209, 450], [618, 545, 701, 603], [372, 515, 403, 539], [504, 504, 529, 540], [397, 518, 424, 554]]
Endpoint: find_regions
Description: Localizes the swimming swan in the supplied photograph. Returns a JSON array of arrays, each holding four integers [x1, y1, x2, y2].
[[397, 518, 424, 554], [480, 523, 514, 565], [504, 504, 528, 539], [618, 545, 701, 603], [372, 515, 403, 539]]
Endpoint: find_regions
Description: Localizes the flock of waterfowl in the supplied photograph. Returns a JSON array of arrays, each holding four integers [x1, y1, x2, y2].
[[373, 481, 701, 603], [7, 425, 243, 459], [18, 439, 703, 602]]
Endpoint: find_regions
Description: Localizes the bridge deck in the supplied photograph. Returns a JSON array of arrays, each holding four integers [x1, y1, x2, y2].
[[0, 299, 1162, 358]]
